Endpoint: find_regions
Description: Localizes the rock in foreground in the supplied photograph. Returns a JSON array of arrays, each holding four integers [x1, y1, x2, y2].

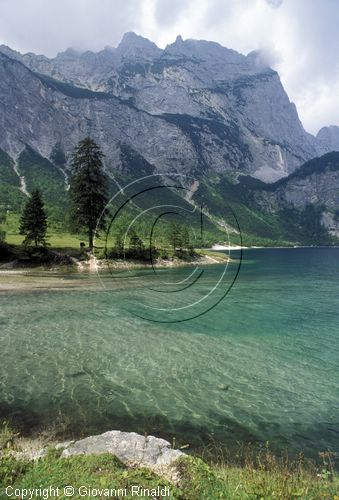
[[61, 431, 184, 480]]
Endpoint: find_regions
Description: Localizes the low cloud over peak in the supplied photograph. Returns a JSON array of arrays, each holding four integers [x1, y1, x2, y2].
[[1, 0, 338, 134]]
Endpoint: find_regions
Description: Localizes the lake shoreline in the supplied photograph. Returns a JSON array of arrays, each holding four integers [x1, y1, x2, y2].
[[0, 248, 231, 274], [1, 425, 337, 497], [2, 244, 339, 274], [1, 248, 338, 472], [0, 252, 233, 291]]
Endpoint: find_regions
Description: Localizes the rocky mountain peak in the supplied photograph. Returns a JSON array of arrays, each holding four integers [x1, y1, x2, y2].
[[103, 45, 114, 52], [55, 47, 81, 60], [0, 33, 338, 185], [246, 50, 271, 70], [0, 45, 22, 61], [116, 32, 161, 60], [316, 125, 339, 154], [165, 35, 243, 62]]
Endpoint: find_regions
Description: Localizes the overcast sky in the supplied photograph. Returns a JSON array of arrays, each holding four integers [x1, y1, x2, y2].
[[0, 0, 338, 134]]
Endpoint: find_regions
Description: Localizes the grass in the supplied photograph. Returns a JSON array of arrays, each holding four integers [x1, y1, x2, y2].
[[2, 145, 339, 250], [0, 423, 338, 499], [2, 212, 87, 250], [1, 213, 232, 261], [0, 452, 175, 499], [0, 449, 337, 499]]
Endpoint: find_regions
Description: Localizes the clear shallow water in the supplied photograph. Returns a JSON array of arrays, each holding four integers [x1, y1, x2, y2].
[[0, 248, 338, 461]]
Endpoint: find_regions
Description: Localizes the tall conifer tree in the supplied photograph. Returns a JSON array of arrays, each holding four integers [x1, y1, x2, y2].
[[69, 137, 108, 250], [19, 189, 48, 246]]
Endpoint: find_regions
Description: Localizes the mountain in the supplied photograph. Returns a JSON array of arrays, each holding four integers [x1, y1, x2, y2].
[[191, 152, 339, 245], [1, 140, 337, 245], [316, 125, 339, 154], [263, 152, 339, 240], [0, 34, 338, 245], [0, 33, 329, 183], [248, 152, 339, 243]]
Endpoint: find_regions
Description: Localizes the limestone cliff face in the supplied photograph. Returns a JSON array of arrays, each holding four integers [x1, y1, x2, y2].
[[0, 33, 329, 183], [0, 51, 198, 177], [253, 152, 339, 237], [316, 125, 339, 154]]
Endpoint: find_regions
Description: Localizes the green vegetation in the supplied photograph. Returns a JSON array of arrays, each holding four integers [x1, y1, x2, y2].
[[69, 137, 109, 250], [195, 170, 339, 247], [272, 151, 339, 185], [19, 189, 48, 247], [0, 149, 25, 213], [0, 241, 75, 266], [2, 218, 86, 252], [278, 205, 333, 246], [0, 422, 337, 500], [165, 221, 194, 258], [0, 452, 175, 500], [103, 221, 197, 262], [1, 144, 338, 260], [194, 176, 289, 246], [0, 421, 16, 450], [119, 143, 155, 178], [176, 454, 339, 500], [127, 228, 145, 258], [18, 146, 67, 223], [50, 143, 67, 168], [0, 210, 6, 243]]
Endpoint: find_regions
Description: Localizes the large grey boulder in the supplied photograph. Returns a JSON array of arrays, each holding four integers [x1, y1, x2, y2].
[[61, 431, 185, 480]]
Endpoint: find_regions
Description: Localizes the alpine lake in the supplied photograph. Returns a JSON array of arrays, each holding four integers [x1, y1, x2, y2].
[[0, 248, 338, 463]]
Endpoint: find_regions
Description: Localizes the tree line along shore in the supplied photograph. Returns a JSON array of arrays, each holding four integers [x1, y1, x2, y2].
[[1, 137, 230, 269]]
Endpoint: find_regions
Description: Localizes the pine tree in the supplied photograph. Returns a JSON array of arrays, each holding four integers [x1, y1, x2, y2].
[[129, 228, 144, 258], [181, 225, 190, 249], [0, 210, 6, 242], [168, 221, 183, 256], [114, 231, 124, 258], [69, 137, 108, 250], [19, 189, 48, 246]]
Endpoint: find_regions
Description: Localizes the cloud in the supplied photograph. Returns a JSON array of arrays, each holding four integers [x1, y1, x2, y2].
[[0, 0, 141, 55], [148, 0, 339, 134], [0, 0, 338, 133], [154, 0, 191, 27], [265, 0, 283, 8]]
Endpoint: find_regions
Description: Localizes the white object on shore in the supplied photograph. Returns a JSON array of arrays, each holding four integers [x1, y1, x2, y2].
[[211, 244, 246, 250]]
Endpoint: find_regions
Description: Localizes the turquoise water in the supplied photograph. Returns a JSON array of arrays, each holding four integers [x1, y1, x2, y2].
[[0, 248, 338, 461]]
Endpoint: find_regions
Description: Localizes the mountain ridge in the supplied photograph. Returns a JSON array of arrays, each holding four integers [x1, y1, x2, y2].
[[1, 143, 338, 246], [0, 34, 338, 245], [0, 33, 334, 182]]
